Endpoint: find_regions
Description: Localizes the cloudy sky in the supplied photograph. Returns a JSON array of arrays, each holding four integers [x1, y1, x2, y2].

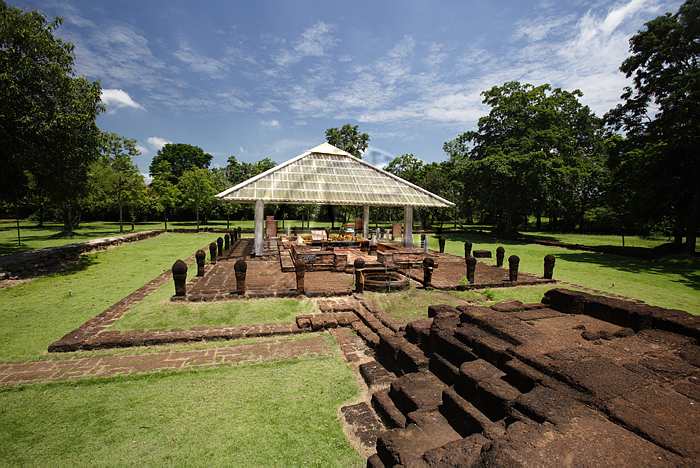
[[17, 0, 680, 172]]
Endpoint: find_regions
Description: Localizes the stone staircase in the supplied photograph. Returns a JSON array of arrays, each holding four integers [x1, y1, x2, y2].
[[326, 290, 699, 467]]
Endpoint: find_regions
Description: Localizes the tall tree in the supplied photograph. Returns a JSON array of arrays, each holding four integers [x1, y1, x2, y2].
[[149, 177, 180, 231], [325, 124, 369, 159], [178, 168, 216, 230], [149, 143, 212, 183], [0, 1, 102, 234], [606, 0, 699, 253], [445, 82, 605, 234], [94, 132, 144, 233]]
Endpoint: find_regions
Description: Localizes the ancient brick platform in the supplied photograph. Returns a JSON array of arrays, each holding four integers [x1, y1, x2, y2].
[[337, 288, 699, 467], [1, 335, 330, 386], [402, 253, 554, 290], [187, 258, 354, 300]]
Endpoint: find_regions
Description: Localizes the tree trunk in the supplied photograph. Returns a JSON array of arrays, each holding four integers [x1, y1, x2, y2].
[[685, 192, 698, 254], [119, 201, 124, 233], [15, 207, 21, 247], [196, 205, 200, 231], [535, 211, 542, 230], [63, 202, 74, 235], [37, 201, 45, 228], [164, 213, 168, 231]]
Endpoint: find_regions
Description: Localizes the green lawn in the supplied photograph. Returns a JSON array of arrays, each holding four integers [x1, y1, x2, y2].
[[0, 355, 361, 467], [520, 231, 672, 249], [114, 293, 314, 331], [0, 233, 213, 362], [363, 288, 481, 323], [421, 233, 700, 314]]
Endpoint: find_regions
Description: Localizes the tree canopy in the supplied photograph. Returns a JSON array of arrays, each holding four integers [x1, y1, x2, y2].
[[149, 143, 212, 182], [0, 1, 103, 232], [325, 124, 369, 159], [606, 0, 699, 252], [445, 82, 606, 234]]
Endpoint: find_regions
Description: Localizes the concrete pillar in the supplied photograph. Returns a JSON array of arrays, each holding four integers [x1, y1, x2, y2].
[[404, 206, 413, 248], [254, 199, 264, 256], [363, 205, 369, 240]]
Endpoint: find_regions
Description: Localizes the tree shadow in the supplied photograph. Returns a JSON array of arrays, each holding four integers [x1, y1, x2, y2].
[[554, 251, 700, 292]]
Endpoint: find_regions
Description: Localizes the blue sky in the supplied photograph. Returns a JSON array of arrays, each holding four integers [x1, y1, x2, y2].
[[17, 0, 680, 173]]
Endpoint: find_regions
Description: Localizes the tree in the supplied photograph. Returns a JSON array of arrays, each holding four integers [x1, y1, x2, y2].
[[325, 124, 369, 159], [385, 154, 425, 183], [178, 168, 216, 230], [445, 82, 605, 234], [150, 177, 180, 230], [0, 2, 103, 234], [149, 143, 212, 182], [95, 132, 144, 233], [605, 0, 699, 253]]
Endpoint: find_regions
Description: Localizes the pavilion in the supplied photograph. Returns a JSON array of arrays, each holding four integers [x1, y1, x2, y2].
[[216, 142, 454, 256]]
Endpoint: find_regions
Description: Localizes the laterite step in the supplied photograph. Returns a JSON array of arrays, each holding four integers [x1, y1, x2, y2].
[[441, 386, 505, 440], [371, 389, 407, 429], [376, 422, 458, 467], [429, 352, 460, 385], [360, 361, 395, 389], [456, 360, 521, 422], [454, 323, 513, 367], [430, 329, 478, 366], [389, 371, 446, 415]]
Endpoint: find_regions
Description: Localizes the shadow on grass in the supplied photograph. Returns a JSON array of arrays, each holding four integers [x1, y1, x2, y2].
[[555, 251, 700, 292]]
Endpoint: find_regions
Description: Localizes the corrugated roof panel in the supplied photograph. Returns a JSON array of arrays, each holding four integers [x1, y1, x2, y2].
[[217, 144, 454, 207]]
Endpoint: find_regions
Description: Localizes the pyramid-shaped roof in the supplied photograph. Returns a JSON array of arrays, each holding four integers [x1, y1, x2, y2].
[[216, 143, 454, 208]]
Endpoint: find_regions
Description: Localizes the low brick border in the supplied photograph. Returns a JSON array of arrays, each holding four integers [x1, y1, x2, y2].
[[2, 335, 331, 386]]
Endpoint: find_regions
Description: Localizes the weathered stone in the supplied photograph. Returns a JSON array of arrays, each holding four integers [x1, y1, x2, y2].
[[295, 258, 306, 294], [508, 255, 519, 282], [209, 242, 217, 264], [464, 240, 472, 258], [216, 237, 224, 257], [438, 236, 446, 253], [224, 233, 230, 251], [195, 249, 206, 277], [171, 259, 188, 297], [233, 259, 247, 295], [543, 254, 555, 279], [496, 246, 505, 267], [466, 256, 477, 284], [423, 257, 435, 289], [473, 250, 491, 258]]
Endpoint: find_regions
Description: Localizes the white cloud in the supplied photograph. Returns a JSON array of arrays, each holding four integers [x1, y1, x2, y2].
[[147, 136, 171, 150], [100, 88, 144, 110], [275, 21, 337, 66], [260, 119, 280, 127]]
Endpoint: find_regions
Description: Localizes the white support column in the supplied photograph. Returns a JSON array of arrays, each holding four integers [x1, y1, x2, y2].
[[362, 205, 370, 240], [254, 199, 264, 256], [404, 206, 413, 248]]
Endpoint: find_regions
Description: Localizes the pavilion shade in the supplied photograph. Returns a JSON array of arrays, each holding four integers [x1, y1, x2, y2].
[[218, 150, 454, 208]]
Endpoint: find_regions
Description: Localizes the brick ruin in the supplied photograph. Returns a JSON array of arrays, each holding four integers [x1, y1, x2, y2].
[[333, 288, 699, 467]]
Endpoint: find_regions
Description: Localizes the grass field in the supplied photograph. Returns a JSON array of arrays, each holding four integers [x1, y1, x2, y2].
[[0, 355, 361, 467], [0, 233, 213, 361], [521, 231, 672, 249], [421, 232, 699, 314]]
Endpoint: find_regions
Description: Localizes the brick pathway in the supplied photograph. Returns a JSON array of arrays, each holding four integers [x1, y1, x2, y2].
[[1, 335, 330, 386]]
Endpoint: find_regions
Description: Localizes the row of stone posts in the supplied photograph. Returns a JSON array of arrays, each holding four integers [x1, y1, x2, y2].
[[172, 229, 243, 297]]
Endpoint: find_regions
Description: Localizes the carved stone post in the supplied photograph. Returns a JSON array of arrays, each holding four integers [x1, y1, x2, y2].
[[234, 259, 247, 295], [224, 233, 230, 251], [209, 242, 217, 264], [508, 255, 520, 282], [438, 236, 446, 253], [423, 257, 435, 289], [195, 249, 206, 277], [354, 258, 365, 293], [466, 255, 477, 284], [496, 246, 505, 267], [544, 254, 556, 279], [421, 234, 428, 253], [237, 227, 242, 242], [172, 260, 188, 297], [464, 240, 473, 258], [295, 258, 306, 295], [216, 237, 224, 257]]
